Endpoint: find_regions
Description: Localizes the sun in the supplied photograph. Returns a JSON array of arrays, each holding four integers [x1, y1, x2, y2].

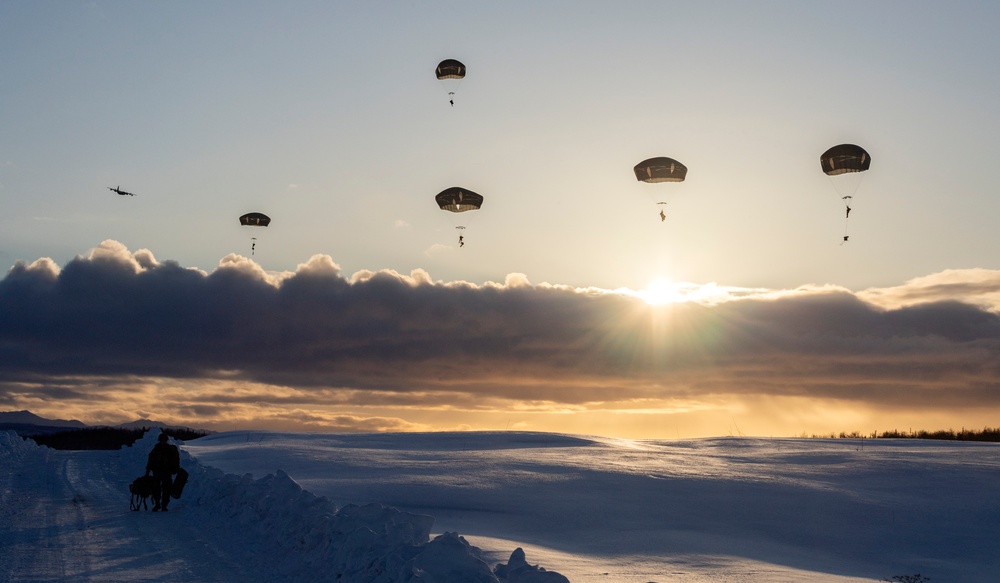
[[633, 278, 750, 306], [637, 277, 684, 305]]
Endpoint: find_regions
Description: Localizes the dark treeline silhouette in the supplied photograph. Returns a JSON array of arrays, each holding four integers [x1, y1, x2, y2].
[[27, 427, 211, 450], [815, 427, 1000, 442]]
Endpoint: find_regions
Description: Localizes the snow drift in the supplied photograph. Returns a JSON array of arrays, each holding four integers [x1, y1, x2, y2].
[[1, 429, 566, 583]]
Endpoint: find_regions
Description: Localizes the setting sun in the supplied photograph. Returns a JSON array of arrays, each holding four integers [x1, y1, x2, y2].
[[634, 278, 740, 305], [637, 277, 684, 305]]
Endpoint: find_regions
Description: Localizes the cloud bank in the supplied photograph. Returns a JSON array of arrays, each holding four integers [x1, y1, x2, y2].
[[2, 241, 999, 435]]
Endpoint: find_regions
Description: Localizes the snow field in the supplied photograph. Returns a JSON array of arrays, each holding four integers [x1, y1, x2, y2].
[[0, 429, 566, 582]]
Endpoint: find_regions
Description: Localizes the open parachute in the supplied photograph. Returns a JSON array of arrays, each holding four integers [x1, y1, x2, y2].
[[435, 59, 466, 106], [634, 157, 687, 183], [821, 144, 870, 176], [820, 144, 870, 243], [239, 212, 270, 255], [634, 157, 687, 222], [435, 187, 483, 248], [239, 212, 271, 226]]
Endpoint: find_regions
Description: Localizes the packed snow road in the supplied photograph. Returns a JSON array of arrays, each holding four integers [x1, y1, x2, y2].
[[0, 436, 257, 583]]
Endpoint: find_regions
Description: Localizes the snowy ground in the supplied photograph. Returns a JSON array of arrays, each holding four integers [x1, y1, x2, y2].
[[3, 430, 999, 582]]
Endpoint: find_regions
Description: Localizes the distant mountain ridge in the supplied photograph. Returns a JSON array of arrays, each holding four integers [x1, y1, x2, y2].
[[0, 410, 87, 429], [115, 418, 172, 429], [0, 410, 207, 435]]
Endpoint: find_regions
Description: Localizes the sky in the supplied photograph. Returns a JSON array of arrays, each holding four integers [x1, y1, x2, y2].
[[2, 2, 1000, 437]]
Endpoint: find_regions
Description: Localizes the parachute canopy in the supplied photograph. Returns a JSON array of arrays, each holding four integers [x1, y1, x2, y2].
[[634, 157, 688, 183], [435, 59, 466, 80], [239, 212, 271, 226], [820, 144, 871, 176], [435, 187, 483, 213]]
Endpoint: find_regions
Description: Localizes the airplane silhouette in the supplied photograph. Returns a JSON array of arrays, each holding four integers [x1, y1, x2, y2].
[[108, 185, 136, 196]]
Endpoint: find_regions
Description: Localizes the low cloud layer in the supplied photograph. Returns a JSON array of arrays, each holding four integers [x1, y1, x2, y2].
[[3, 241, 999, 435]]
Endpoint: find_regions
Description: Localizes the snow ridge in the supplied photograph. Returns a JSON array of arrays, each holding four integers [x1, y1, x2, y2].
[[1, 428, 43, 466], [120, 430, 565, 582]]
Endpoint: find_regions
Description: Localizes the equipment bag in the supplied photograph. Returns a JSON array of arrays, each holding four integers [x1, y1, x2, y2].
[[171, 467, 189, 499]]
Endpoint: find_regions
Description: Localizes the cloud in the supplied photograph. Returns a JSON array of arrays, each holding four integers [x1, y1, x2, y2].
[[858, 269, 1000, 312], [2, 241, 1000, 432]]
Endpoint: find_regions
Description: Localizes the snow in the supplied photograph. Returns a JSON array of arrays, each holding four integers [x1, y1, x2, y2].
[[3, 430, 999, 582]]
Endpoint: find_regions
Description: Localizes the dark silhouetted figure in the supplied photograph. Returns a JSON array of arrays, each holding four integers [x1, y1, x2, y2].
[[459, 234, 464, 247], [845, 205, 852, 218], [843, 235, 850, 243], [146, 433, 180, 512], [659, 209, 666, 222]]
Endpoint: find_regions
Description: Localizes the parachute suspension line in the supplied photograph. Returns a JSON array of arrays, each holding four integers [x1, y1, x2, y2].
[[445, 80, 463, 106], [842, 195, 852, 244], [447, 80, 462, 106]]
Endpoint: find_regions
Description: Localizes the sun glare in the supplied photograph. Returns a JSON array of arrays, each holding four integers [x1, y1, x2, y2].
[[638, 277, 683, 305], [630, 278, 748, 306]]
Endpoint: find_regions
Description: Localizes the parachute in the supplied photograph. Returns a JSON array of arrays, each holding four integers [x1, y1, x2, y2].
[[820, 144, 870, 243], [634, 157, 687, 183], [634, 157, 687, 222], [435, 187, 482, 212], [239, 212, 270, 255], [820, 144, 870, 176], [436, 59, 466, 106], [435, 187, 483, 247], [239, 212, 271, 227]]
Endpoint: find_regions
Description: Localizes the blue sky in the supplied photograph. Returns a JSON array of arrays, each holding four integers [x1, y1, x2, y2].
[[2, 2, 1000, 437]]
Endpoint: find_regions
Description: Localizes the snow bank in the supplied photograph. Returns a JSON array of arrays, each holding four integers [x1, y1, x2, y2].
[[0, 429, 44, 467], [119, 430, 563, 582]]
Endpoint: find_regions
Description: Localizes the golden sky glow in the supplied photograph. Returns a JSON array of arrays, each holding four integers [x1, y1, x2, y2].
[[3, 241, 999, 438]]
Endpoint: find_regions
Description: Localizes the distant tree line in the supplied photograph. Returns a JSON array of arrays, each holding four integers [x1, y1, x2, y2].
[[27, 426, 212, 450], [812, 427, 1000, 442]]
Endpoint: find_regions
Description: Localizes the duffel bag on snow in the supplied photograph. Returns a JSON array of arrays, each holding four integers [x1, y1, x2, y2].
[[171, 467, 189, 499]]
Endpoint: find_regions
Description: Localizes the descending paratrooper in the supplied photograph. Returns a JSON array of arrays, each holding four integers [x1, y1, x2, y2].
[[435, 59, 466, 107], [239, 212, 270, 256], [820, 144, 871, 243], [634, 157, 687, 222], [435, 187, 483, 248]]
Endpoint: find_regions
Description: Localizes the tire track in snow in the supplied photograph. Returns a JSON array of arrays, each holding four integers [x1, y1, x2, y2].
[[0, 442, 257, 582], [1, 446, 74, 581]]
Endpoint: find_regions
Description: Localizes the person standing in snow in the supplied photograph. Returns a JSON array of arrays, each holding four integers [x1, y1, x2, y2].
[[146, 433, 180, 512]]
